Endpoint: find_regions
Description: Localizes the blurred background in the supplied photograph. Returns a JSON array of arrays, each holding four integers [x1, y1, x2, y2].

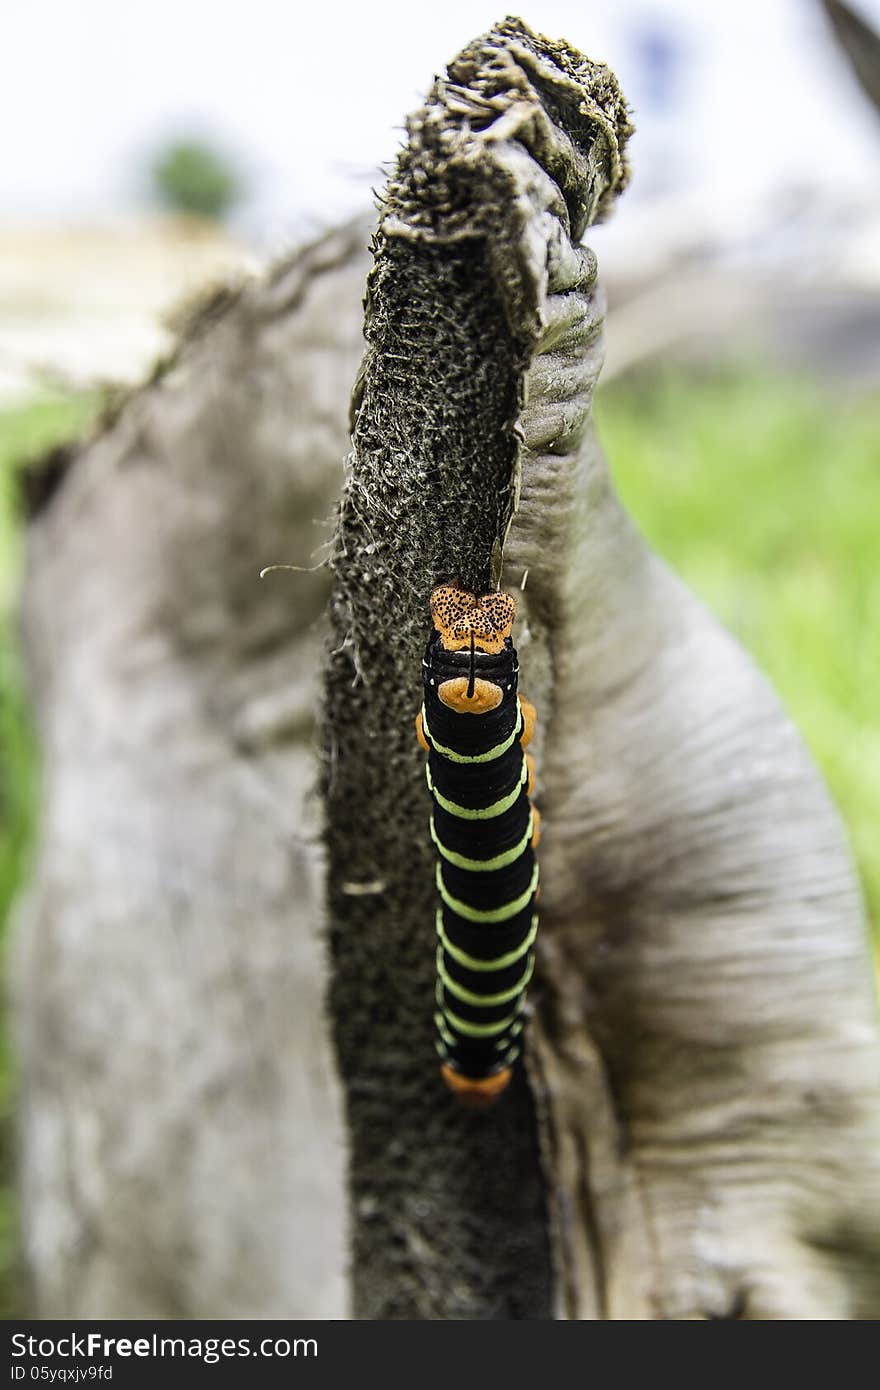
[[0, 0, 878, 1314]]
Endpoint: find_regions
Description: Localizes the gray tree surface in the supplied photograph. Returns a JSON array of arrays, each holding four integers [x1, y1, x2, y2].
[[12, 17, 880, 1318], [12, 228, 366, 1319]]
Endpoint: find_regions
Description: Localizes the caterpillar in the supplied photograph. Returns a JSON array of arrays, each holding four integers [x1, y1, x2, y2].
[[416, 583, 540, 1108]]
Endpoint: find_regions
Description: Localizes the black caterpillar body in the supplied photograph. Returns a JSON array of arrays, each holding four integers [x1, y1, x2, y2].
[[416, 585, 539, 1107]]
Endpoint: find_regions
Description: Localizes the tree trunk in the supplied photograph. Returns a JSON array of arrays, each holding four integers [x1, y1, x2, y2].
[[12, 17, 880, 1319], [322, 19, 630, 1318], [12, 223, 371, 1318]]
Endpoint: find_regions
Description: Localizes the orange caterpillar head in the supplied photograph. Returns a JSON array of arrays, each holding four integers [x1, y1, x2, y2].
[[430, 584, 516, 654]]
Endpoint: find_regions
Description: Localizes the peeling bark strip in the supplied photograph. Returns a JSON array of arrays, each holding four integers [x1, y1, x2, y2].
[[12, 224, 372, 1319], [323, 18, 630, 1319]]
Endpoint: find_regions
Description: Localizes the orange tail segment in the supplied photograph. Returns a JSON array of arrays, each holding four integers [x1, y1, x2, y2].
[[441, 1064, 513, 1108]]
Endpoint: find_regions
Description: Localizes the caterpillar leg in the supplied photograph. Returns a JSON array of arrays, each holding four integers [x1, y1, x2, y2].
[[531, 805, 542, 848], [415, 709, 429, 751], [441, 1063, 513, 1108], [519, 694, 537, 747]]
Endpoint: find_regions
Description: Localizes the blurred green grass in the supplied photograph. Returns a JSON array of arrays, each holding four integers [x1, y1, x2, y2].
[[0, 390, 98, 1316], [0, 373, 876, 1313], [596, 371, 880, 942]]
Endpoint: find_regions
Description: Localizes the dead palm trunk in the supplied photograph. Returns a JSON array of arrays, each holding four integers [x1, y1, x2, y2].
[[12, 17, 880, 1319]]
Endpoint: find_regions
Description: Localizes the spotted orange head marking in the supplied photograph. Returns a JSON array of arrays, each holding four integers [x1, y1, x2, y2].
[[430, 585, 516, 654]]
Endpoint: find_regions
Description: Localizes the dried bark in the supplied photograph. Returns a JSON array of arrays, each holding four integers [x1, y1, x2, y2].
[[322, 19, 629, 1318], [12, 224, 371, 1318], [324, 16, 880, 1319], [11, 15, 880, 1321], [823, 0, 880, 115]]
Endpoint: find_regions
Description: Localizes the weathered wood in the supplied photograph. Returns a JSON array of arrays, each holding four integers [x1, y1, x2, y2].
[[11, 14, 880, 1321], [322, 18, 629, 1318], [12, 223, 372, 1318], [323, 16, 880, 1319]]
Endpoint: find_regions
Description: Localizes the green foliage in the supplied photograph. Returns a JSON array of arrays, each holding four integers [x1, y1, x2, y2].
[[151, 139, 243, 221], [0, 391, 98, 1316], [596, 370, 880, 943], [0, 392, 97, 920]]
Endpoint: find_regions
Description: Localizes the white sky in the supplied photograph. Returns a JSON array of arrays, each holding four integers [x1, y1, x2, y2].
[[2, 0, 880, 245]]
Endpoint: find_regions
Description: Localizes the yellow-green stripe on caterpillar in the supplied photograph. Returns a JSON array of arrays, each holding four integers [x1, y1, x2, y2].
[[421, 705, 524, 763], [430, 814, 534, 872], [435, 910, 538, 972], [425, 758, 527, 820], [436, 949, 534, 1006], [435, 861, 539, 923]]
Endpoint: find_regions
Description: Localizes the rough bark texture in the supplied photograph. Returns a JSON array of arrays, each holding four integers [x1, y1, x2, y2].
[[11, 14, 880, 1321], [823, 0, 880, 114], [12, 225, 373, 1318], [323, 16, 880, 1320], [322, 19, 630, 1318], [509, 424, 880, 1319]]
